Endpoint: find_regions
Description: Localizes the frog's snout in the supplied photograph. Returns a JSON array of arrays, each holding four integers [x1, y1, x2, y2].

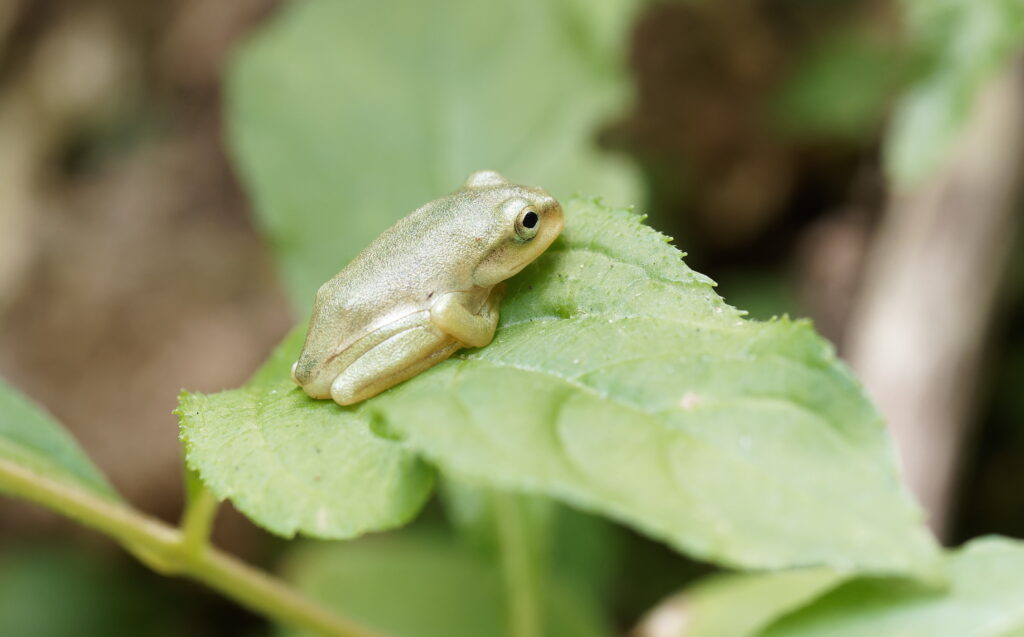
[[543, 195, 563, 223], [291, 357, 318, 388], [291, 356, 335, 399]]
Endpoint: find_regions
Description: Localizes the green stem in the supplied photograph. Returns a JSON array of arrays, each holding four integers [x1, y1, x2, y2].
[[180, 481, 220, 558], [492, 492, 543, 637], [0, 459, 384, 637]]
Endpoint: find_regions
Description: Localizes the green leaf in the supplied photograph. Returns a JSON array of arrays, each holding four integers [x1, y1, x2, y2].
[[278, 532, 613, 637], [0, 378, 117, 500], [372, 198, 938, 574], [181, 198, 939, 575], [884, 0, 1024, 185], [0, 543, 169, 637], [441, 481, 621, 607], [773, 28, 901, 140], [759, 537, 1024, 637], [176, 332, 434, 539], [226, 0, 641, 308], [441, 481, 555, 557], [665, 568, 847, 637]]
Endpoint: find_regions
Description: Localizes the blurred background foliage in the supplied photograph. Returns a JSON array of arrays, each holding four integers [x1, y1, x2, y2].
[[0, 0, 1021, 635]]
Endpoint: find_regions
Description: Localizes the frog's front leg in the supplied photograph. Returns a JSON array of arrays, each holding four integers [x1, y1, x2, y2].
[[429, 284, 504, 348]]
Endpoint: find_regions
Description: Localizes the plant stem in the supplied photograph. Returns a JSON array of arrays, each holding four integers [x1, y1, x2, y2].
[[0, 458, 385, 637], [180, 479, 220, 558], [492, 492, 543, 637]]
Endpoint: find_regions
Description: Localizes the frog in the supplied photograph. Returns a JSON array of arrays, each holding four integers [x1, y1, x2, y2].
[[290, 170, 564, 406]]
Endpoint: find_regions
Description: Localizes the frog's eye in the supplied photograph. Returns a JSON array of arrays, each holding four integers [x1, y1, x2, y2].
[[515, 208, 540, 240]]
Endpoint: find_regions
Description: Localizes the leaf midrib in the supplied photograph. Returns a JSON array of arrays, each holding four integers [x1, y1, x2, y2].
[[424, 357, 921, 569]]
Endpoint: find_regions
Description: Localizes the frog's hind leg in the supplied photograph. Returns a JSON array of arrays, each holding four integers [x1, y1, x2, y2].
[[330, 324, 460, 406]]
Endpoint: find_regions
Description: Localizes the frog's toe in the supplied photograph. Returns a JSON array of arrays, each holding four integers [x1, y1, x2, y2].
[[290, 362, 300, 386], [330, 376, 360, 406], [300, 377, 333, 400]]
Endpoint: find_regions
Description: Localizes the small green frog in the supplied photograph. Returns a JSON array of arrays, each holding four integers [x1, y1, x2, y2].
[[291, 170, 564, 406]]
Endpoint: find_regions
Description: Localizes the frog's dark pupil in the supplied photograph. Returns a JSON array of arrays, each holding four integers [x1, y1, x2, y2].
[[523, 211, 538, 229]]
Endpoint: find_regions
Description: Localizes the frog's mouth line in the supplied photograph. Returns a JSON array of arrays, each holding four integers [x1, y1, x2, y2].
[[516, 227, 563, 273], [510, 253, 539, 275]]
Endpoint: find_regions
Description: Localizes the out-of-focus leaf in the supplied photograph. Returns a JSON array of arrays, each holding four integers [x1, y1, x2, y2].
[[774, 29, 901, 139], [0, 544, 168, 637], [227, 0, 641, 308], [278, 533, 613, 637], [760, 537, 1024, 637], [713, 270, 795, 322], [885, 0, 1024, 184], [547, 504, 621, 604], [177, 331, 434, 539], [0, 379, 117, 500], [442, 481, 621, 605], [441, 481, 555, 555], [181, 198, 939, 575], [666, 568, 846, 637], [675, 537, 1024, 637]]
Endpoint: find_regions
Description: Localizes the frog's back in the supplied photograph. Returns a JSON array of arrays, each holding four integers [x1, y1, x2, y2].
[[331, 200, 465, 304], [312, 194, 492, 344]]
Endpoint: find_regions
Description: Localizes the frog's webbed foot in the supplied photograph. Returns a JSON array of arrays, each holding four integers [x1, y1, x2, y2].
[[429, 286, 503, 349]]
